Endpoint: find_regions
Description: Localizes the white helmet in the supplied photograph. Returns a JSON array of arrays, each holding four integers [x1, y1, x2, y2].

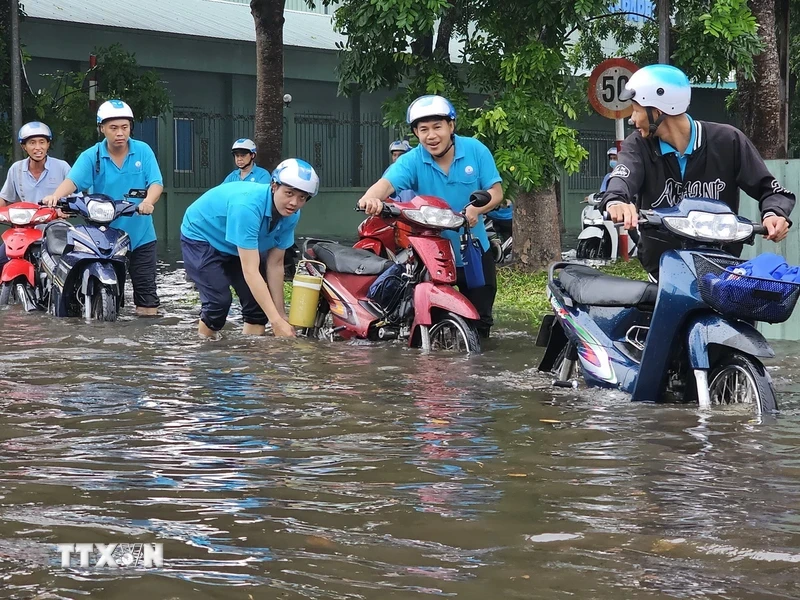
[[232, 138, 257, 154], [271, 158, 320, 198], [406, 95, 457, 127], [97, 99, 134, 124], [19, 122, 52, 144], [606, 146, 618, 156], [389, 140, 412, 154], [618, 64, 691, 116]]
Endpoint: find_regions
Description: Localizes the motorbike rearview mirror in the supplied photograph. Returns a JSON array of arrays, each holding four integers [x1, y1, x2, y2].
[[469, 190, 492, 208]]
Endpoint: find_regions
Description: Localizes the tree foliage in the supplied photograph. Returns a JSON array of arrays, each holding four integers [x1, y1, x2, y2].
[[569, 0, 763, 84], [33, 44, 172, 163]]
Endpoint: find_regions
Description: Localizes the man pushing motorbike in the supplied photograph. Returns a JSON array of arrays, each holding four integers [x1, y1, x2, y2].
[[357, 95, 504, 338], [599, 64, 796, 279]]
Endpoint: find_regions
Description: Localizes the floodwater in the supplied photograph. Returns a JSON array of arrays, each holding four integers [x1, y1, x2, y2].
[[1, 251, 800, 599]]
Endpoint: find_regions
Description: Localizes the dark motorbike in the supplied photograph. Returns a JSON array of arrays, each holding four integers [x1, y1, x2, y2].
[[39, 191, 142, 321]]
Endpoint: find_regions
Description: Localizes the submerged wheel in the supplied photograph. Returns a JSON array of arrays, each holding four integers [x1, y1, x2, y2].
[[308, 305, 334, 341], [16, 282, 37, 312], [428, 311, 481, 354], [708, 353, 777, 414], [91, 285, 118, 322], [0, 282, 11, 305]]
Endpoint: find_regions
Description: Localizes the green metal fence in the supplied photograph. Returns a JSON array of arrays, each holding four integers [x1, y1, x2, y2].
[[167, 108, 400, 190], [294, 112, 401, 188], [567, 130, 618, 191]]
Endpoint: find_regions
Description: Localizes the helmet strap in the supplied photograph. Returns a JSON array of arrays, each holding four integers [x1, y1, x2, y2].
[[238, 155, 255, 171], [433, 134, 455, 159], [646, 107, 666, 136]]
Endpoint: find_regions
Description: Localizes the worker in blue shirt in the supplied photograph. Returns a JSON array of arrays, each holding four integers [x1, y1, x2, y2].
[[358, 95, 504, 338], [44, 99, 164, 316], [222, 139, 271, 184], [181, 158, 319, 339]]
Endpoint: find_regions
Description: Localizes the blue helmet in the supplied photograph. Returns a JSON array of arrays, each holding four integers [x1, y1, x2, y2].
[[406, 95, 457, 127], [619, 64, 691, 115], [272, 158, 320, 197]]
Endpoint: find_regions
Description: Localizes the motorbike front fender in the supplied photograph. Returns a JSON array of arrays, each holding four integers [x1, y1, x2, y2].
[[577, 226, 604, 241], [686, 315, 774, 369], [409, 282, 480, 346], [1, 258, 34, 286], [81, 262, 119, 295]]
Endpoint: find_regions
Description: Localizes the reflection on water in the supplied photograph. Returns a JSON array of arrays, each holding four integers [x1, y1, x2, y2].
[[0, 262, 799, 598]]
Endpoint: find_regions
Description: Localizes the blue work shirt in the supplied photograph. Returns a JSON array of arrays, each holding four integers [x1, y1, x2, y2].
[[180, 181, 299, 256], [384, 135, 502, 266], [222, 165, 271, 184], [487, 203, 513, 221], [0, 156, 71, 204], [68, 139, 163, 250], [659, 114, 697, 179]]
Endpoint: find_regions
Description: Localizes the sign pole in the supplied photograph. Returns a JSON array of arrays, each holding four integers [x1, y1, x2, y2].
[[587, 58, 639, 264], [614, 116, 628, 261]]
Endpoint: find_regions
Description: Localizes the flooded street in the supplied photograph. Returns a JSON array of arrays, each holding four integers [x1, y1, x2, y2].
[[2, 252, 800, 599]]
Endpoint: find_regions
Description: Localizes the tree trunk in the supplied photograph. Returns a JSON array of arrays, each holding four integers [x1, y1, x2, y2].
[[251, 0, 286, 170], [513, 185, 561, 272], [736, 0, 786, 158]]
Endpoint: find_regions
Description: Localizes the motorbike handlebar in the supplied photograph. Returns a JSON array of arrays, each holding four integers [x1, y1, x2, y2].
[[752, 224, 768, 236], [354, 201, 402, 218]]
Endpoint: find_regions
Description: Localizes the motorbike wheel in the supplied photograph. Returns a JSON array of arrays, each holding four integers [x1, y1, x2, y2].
[[16, 283, 37, 312], [707, 353, 777, 414], [90, 285, 118, 322], [576, 238, 602, 259], [0, 282, 11, 306], [428, 311, 481, 354], [308, 305, 334, 341]]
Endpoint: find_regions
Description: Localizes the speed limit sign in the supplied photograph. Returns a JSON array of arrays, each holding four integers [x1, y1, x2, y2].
[[588, 58, 639, 119]]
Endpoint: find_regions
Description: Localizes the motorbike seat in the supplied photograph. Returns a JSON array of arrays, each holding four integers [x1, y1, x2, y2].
[[43, 221, 71, 257], [558, 264, 657, 309], [312, 242, 393, 275]]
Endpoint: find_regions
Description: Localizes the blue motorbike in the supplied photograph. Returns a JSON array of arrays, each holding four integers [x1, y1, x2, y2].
[[38, 190, 142, 321], [537, 197, 800, 414]]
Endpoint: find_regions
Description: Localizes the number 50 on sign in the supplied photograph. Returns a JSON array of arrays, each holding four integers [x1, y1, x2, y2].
[[588, 58, 640, 120]]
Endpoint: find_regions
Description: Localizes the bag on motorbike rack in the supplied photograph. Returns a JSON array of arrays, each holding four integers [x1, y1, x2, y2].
[[461, 226, 485, 289], [367, 263, 405, 311]]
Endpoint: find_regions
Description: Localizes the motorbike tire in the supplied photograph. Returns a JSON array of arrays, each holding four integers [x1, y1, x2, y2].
[[576, 238, 602, 260], [91, 285, 118, 322], [0, 282, 11, 306], [707, 352, 777, 414], [428, 311, 481, 354], [16, 283, 37, 312]]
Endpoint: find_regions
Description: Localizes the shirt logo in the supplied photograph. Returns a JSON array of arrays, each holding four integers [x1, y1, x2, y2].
[[465, 165, 474, 176], [610, 164, 630, 178], [653, 178, 727, 208], [135, 161, 142, 169]]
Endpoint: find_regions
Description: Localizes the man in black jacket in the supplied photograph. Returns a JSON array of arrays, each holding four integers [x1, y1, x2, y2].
[[601, 64, 795, 277]]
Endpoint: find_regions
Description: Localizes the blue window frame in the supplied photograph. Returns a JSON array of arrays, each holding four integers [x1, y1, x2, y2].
[[136, 117, 158, 159], [174, 118, 194, 172]]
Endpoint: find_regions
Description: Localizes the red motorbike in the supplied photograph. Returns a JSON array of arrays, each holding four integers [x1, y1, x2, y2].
[[0, 202, 59, 310], [299, 192, 489, 354]]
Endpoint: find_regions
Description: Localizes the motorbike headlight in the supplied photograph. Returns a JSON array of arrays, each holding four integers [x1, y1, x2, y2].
[[402, 206, 465, 230], [86, 200, 116, 223], [663, 211, 753, 242], [72, 239, 94, 254], [8, 208, 37, 225]]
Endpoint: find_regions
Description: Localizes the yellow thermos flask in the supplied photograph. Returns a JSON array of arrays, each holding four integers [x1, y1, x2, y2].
[[288, 260, 325, 328]]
